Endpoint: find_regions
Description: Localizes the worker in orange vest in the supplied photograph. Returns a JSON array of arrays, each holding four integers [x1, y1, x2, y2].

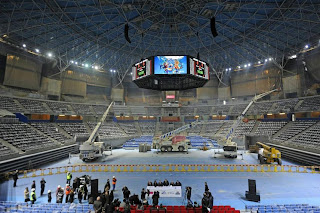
[[65, 184, 71, 203], [112, 176, 117, 191]]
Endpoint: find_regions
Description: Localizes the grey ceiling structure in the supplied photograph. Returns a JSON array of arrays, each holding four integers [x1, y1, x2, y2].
[[1, 0, 320, 75]]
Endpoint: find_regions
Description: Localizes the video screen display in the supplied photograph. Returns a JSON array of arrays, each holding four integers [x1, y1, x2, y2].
[[195, 60, 206, 77], [136, 61, 147, 78], [154, 56, 187, 74]]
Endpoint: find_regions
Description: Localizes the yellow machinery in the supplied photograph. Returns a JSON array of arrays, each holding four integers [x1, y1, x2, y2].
[[256, 142, 282, 165]]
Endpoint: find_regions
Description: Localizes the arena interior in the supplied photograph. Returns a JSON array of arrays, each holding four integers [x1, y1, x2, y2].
[[0, 1, 320, 213]]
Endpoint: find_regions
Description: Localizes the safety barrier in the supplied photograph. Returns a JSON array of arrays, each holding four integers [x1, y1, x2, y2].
[[4, 164, 320, 179]]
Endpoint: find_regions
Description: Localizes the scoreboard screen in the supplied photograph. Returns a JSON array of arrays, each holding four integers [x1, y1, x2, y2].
[[189, 58, 209, 80], [132, 59, 152, 80], [154, 56, 187, 74]]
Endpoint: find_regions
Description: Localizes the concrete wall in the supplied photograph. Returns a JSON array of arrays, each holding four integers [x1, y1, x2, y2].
[[40, 77, 62, 97], [282, 75, 301, 95], [112, 88, 124, 102]]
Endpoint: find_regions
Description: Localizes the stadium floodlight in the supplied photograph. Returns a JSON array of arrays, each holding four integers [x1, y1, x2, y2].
[[110, 69, 113, 72], [289, 55, 297, 59], [70, 60, 74, 64], [22, 44, 26, 48], [248, 63, 251, 67], [237, 66, 241, 69], [85, 64, 89, 68], [305, 44, 309, 49], [268, 58, 272, 61], [75, 62, 78, 65], [94, 66, 99, 70], [228, 68, 231, 71], [35, 49, 40, 53], [258, 61, 261, 64], [223, 100, 226, 105], [244, 64, 247, 68], [225, 68, 228, 71], [81, 64, 84, 66], [47, 52, 53, 57], [265, 59, 268, 62]]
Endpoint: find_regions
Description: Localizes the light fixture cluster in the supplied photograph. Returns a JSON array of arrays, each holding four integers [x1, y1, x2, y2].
[[225, 58, 273, 72], [70, 60, 105, 71]]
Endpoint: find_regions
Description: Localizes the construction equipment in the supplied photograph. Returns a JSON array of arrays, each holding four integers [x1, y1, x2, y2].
[[79, 102, 113, 161], [221, 89, 279, 158], [256, 142, 282, 165], [153, 120, 200, 152]]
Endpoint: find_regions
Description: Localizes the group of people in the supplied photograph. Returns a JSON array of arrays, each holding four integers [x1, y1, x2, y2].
[[147, 179, 181, 187], [23, 178, 47, 205], [201, 182, 214, 213]]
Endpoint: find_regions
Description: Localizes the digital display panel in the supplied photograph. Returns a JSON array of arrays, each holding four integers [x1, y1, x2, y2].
[[136, 61, 147, 78], [154, 56, 187, 74], [195, 60, 206, 77], [190, 58, 210, 80]]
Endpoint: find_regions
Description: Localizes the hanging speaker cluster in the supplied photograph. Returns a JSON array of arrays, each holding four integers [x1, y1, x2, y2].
[[210, 17, 218, 37], [124, 23, 131, 43]]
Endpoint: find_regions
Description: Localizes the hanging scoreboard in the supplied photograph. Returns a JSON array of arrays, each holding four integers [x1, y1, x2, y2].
[[189, 58, 210, 80], [132, 59, 152, 80]]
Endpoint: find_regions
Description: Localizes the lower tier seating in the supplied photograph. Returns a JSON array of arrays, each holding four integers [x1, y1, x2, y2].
[[30, 123, 70, 143], [58, 123, 88, 137], [123, 136, 153, 149], [246, 204, 320, 213]]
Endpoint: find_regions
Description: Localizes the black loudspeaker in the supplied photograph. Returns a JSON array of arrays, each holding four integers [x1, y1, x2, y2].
[[210, 17, 218, 37], [245, 179, 260, 202], [124, 23, 131, 43], [91, 179, 99, 200], [197, 52, 200, 60]]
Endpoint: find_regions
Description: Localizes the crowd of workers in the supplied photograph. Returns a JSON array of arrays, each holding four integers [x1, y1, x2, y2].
[[14, 171, 214, 213]]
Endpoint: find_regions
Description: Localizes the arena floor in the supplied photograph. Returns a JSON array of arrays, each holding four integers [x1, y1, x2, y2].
[[1, 149, 319, 210]]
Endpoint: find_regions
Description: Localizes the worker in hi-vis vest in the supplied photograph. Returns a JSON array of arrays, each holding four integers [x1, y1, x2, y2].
[[112, 176, 117, 190], [66, 172, 72, 185], [30, 188, 36, 205]]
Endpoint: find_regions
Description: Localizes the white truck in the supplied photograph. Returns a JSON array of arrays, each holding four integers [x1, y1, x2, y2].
[[154, 135, 191, 152]]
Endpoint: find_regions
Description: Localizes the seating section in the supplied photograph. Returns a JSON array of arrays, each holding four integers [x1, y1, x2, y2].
[[274, 121, 317, 142], [30, 123, 70, 143], [18, 99, 47, 113], [92, 105, 108, 115], [187, 123, 203, 135], [216, 121, 234, 136], [246, 204, 320, 213], [72, 104, 93, 115], [187, 136, 219, 148], [123, 136, 153, 149], [248, 102, 273, 115], [254, 121, 288, 136], [230, 104, 247, 116], [297, 96, 320, 112], [180, 107, 194, 116], [0, 202, 94, 213], [118, 122, 138, 135], [290, 122, 320, 150], [46, 101, 70, 114], [139, 122, 156, 135], [57, 123, 88, 137], [212, 105, 230, 115], [234, 120, 256, 136], [0, 122, 55, 152], [271, 98, 299, 113], [203, 121, 225, 137], [113, 105, 130, 115], [147, 107, 161, 116], [0, 143, 16, 159], [88, 122, 126, 138], [130, 106, 147, 115], [0, 96, 23, 112]]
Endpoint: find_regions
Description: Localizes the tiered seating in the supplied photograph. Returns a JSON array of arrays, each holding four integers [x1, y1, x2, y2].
[[0, 122, 54, 152], [297, 96, 320, 112], [212, 105, 231, 115], [139, 122, 156, 135], [118, 122, 138, 135], [234, 120, 256, 136], [130, 106, 147, 115], [123, 136, 153, 149], [180, 107, 194, 116], [196, 106, 212, 115], [230, 104, 247, 116], [57, 122, 88, 137], [113, 105, 130, 115], [187, 136, 219, 148], [187, 123, 203, 135], [254, 121, 288, 136], [92, 104, 108, 115], [271, 98, 299, 113], [72, 104, 93, 115], [246, 204, 320, 213], [158, 122, 168, 134], [0, 143, 16, 159], [30, 123, 70, 143], [203, 121, 225, 137], [46, 101, 70, 114], [0, 96, 23, 112], [216, 121, 234, 136], [163, 108, 178, 115], [0, 202, 94, 213], [274, 120, 317, 141], [147, 107, 161, 116], [290, 122, 320, 150], [248, 102, 273, 115], [88, 122, 125, 138], [18, 99, 47, 113]]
